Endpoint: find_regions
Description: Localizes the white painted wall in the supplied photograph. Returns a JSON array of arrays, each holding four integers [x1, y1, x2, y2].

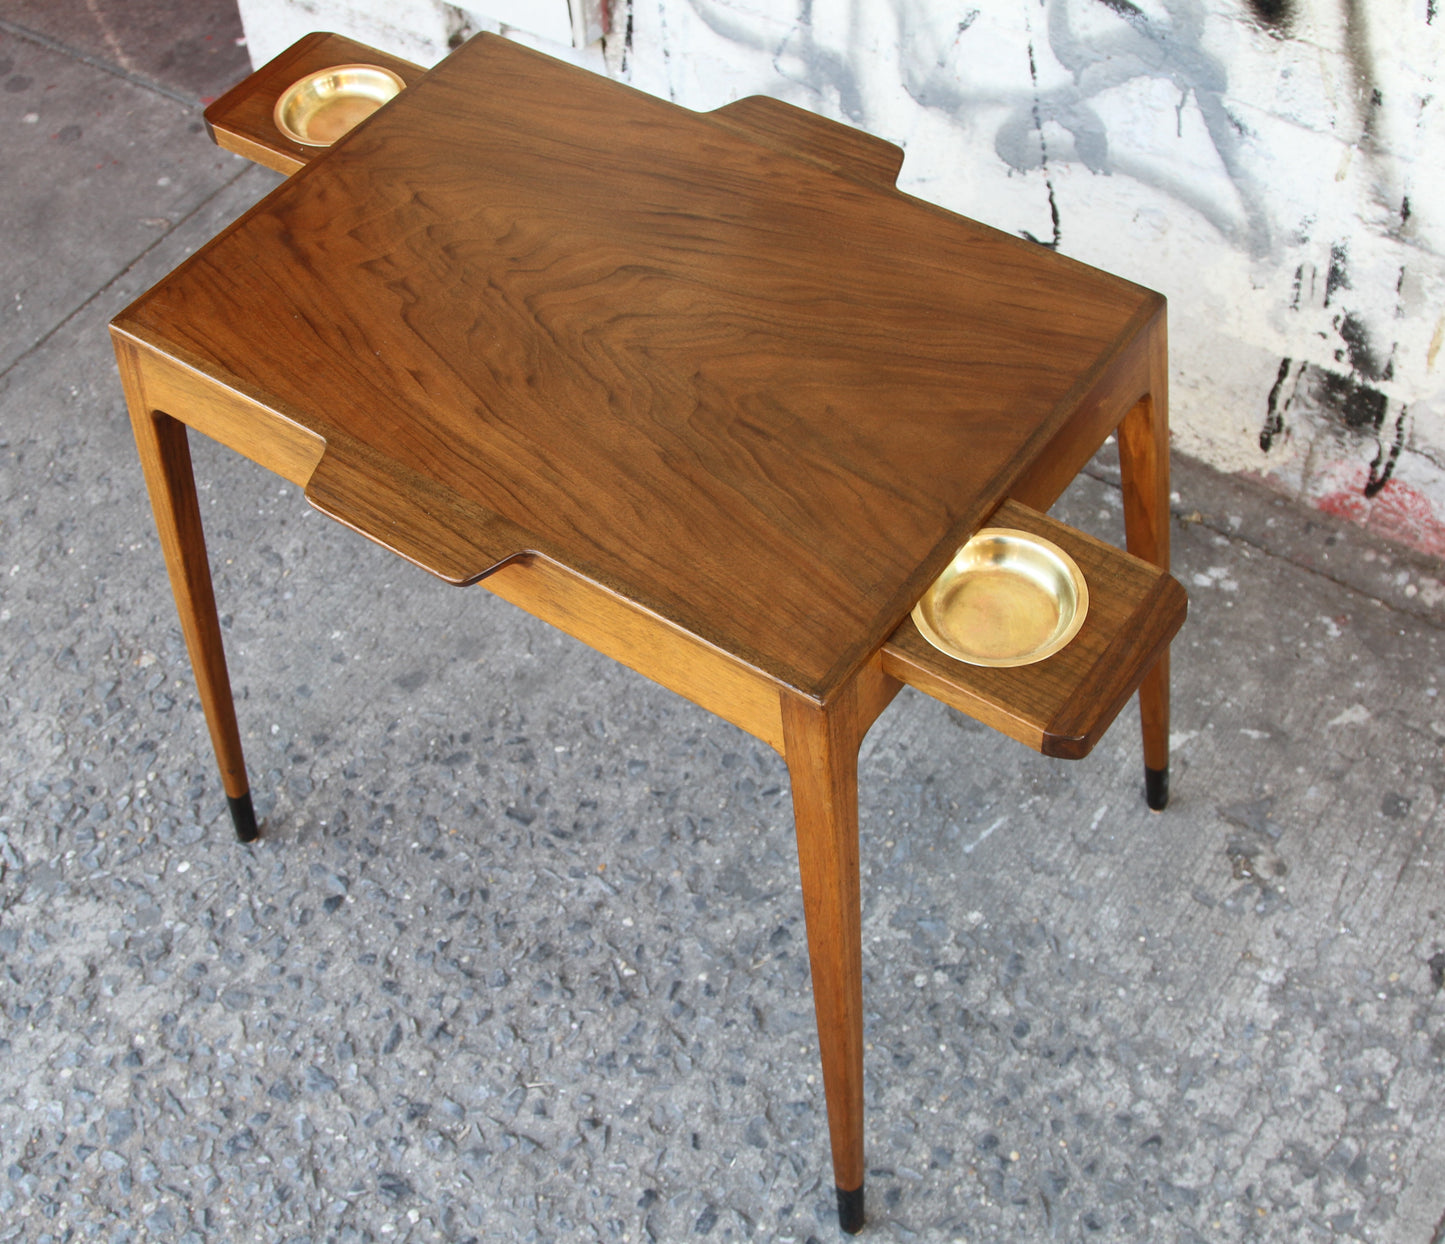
[[239, 0, 1445, 557], [235, 0, 608, 67], [238, 0, 467, 67]]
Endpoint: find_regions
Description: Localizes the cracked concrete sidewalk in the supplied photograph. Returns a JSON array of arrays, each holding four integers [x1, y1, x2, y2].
[[2, 4, 1445, 1242]]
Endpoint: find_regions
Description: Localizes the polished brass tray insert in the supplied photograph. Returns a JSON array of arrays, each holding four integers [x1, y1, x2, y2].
[[273, 64, 406, 147], [912, 527, 1089, 667]]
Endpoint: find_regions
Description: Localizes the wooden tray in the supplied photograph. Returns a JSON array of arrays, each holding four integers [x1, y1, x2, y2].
[[204, 32, 425, 176], [882, 499, 1186, 759]]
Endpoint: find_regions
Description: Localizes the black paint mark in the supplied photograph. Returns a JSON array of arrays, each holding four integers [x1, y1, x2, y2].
[[1246, 0, 1293, 29], [1364, 404, 1408, 497], [1260, 357, 1294, 451], [1338, 313, 1391, 383], [1263, 361, 1394, 454], [1340, 0, 1380, 129], [1323, 243, 1350, 306], [1313, 368, 1387, 431], [1430, 952, 1445, 992], [1268, 252, 1410, 473], [1019, 38, 1062, 251], [1040, 181, 1063, 250], [1095, 0, 1148, 27], [1268, 265, 1408, 477], [1288, 264, 1304, 311], [1401, 196, 1411, 226], [1429, 0, 1437, 25], [620, 0, 635, 75]]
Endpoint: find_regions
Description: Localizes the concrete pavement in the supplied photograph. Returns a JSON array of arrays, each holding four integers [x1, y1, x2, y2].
[[2, 7, 1444, 1242]]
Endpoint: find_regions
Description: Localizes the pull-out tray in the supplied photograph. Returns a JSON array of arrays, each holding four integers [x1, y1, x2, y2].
[[882, 499, 1186, 760], [206, 34, 904, 187], [204, 32, 425, 176]]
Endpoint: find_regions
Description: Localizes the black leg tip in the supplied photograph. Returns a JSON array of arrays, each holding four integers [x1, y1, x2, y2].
[[228, 792, 260, 842], [1145, 765, 1169, 812], [837, 1185, 864, 1235]]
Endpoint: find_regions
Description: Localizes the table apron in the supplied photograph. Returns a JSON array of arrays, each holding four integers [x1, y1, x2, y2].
[[480, 555, 793, 752], [111, 330, 812, 752], [111, 329, 325, 489]]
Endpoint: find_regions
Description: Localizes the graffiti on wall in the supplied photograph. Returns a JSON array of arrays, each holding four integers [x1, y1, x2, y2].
[[980, 0, 1269, 256], [1259, 244, 1409, 491], [681, 0, 1270, 253], [666, 0, 1442, 555], [1257, 241, 1444, 554]]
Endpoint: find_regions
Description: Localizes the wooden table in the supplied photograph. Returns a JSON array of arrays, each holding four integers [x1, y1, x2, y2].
[[111, 32, 1185, 1234]]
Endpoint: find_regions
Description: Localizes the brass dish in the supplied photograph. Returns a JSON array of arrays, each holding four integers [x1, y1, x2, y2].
[[273, 64, 406, 147], [912, 528, 1088, 667]]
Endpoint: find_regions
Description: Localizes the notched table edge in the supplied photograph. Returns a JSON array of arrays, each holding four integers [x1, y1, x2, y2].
[[706, 95, 905, 191], [110, 325, 801, 750]]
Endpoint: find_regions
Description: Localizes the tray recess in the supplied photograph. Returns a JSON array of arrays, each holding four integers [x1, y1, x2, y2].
[[273, 63, 406, 147], [912, 527, 1088, 668], [204, 34, 425, 176]]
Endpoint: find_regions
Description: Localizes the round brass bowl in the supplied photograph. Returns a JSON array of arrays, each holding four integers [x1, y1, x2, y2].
[[273, 64, 406, 147], [912, 528, 1089, 667]]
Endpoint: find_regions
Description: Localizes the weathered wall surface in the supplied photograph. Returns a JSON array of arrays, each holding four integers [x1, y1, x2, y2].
[[235, 0, 606, 68], [609, 0, 1445, 557], [239, 0, 1445, 558]]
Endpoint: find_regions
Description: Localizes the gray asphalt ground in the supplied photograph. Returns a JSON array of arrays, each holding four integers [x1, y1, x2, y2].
[[3, 5, 1445, 1242]]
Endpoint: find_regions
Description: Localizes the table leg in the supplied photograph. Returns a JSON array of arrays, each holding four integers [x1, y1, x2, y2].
[[1117, 316, 1172, 810], [782, 685, 867, 1234], [116, 342, 258, 842]]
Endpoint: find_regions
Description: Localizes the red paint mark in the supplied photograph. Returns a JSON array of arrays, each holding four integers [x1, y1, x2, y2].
[[1314, 463, 1445, 557]]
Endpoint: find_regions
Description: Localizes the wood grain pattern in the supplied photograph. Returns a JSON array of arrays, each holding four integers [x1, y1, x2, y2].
[[203, 32, 424, 176], [1007, 306, 1156, 514], [111, 326, 325, 486], [1116, 317, 1173, 774], [122, 31, 1162, 703], [482, 555, 790, 753], [880, 499, 1186, 759], [711, 95, 904, 189], [782, 684, 868, 1204], [113, 337, 252, 801]]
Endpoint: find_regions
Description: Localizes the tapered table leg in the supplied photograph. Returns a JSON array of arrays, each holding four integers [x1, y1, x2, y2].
[[1117, 312, 1172, 810], [115, 340, 258, 842], [782, 684, 867, 1234]]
